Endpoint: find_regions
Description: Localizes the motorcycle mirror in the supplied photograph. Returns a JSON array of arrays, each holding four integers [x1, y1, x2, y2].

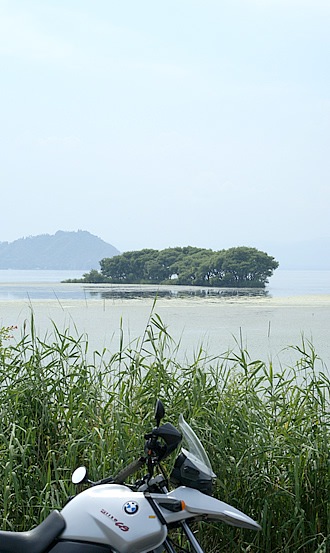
[[72, 466, 88, 485], [155, 399, 165, 427]]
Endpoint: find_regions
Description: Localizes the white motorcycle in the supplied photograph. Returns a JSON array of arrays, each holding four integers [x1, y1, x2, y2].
[[0, 401, 261, 553]]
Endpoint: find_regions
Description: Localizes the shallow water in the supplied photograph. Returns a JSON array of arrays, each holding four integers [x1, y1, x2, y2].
[[0, 294, 329, 371], [0, 270, 329, 370]]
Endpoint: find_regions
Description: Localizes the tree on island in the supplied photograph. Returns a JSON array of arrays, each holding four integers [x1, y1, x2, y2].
[[80, 246, 279, 288]]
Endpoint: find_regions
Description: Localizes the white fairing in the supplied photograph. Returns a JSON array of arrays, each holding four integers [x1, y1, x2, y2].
[[60, 484, 167, 553], [152, 487, 261, 531]]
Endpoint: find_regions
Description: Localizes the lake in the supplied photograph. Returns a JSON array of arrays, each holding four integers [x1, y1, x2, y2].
[[0, 270, 329, 370], [0, 268, 330, 299]]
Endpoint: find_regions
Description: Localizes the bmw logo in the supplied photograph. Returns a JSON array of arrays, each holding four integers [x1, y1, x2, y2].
[[123, 501, 139, 515]]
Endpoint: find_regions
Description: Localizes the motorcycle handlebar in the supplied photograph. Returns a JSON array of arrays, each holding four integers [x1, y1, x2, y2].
[[113, 456, 146, 484]]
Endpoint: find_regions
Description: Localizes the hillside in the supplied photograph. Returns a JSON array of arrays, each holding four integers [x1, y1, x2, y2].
[[0, 230, 120, 270]]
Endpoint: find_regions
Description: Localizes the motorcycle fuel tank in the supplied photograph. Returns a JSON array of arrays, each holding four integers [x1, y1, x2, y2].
[[60, 484, 167, 553]]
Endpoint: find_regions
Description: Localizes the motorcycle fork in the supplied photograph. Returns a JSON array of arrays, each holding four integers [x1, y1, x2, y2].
[[158, 521, 205, 553], [156, 484, 205, 553], [180, 521, 205, 553]]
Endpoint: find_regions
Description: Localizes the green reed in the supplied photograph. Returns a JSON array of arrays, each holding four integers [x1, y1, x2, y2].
[[0, 315, 329, 552]]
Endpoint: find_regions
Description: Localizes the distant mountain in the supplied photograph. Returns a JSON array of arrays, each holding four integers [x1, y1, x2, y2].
[[0, 230, 120, 270]]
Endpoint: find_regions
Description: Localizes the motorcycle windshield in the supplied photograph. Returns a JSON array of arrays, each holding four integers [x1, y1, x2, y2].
[[179, 414, 216, 478]]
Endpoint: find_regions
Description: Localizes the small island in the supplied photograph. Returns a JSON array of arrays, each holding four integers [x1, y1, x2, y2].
[[70, 246, 279, 288]]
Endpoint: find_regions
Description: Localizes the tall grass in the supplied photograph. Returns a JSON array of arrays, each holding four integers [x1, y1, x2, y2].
[[0, 314, 329, 552]]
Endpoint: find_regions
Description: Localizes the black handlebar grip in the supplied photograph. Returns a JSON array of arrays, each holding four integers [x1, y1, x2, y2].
[[113, 456, 146, 484]]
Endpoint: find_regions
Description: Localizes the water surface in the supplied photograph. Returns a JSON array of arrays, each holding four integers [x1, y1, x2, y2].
[[0, 269, 330, 301], [0, 270, 329, 369]]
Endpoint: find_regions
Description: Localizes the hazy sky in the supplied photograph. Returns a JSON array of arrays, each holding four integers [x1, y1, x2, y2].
[[1, 0, 329, 254]]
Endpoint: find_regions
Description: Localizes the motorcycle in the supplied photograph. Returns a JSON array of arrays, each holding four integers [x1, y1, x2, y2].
[[0, 400, 261, 552]]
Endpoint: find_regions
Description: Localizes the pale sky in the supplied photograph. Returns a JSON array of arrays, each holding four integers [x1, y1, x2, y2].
[[1, 0, 329, 256]]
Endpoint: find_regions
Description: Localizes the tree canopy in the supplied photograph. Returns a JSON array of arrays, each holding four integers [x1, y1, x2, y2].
[[81, 246, 279, 288]]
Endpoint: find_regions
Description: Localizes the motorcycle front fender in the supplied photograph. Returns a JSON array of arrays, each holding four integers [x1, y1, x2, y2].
[[153, 486, 261, 531]]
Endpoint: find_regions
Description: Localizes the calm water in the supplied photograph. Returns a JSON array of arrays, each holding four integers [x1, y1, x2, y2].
[[0, 269, 329, 300], [0, 270, 329, 368]]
